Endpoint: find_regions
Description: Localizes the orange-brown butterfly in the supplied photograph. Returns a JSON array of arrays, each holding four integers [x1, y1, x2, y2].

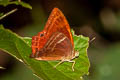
[[30, 8, 79, 71]]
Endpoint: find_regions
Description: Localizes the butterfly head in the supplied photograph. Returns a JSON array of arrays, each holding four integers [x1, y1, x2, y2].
[[30, 30, 47, 58]]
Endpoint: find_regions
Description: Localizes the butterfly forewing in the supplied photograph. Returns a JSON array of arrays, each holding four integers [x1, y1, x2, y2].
[[44, 8, 74, 47]]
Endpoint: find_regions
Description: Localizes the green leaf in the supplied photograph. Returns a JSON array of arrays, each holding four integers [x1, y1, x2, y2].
[[0, 27, 90, 80], [0, 0, 32, 9], [10, 1, 32, 9], [0, 28, 23, 62]]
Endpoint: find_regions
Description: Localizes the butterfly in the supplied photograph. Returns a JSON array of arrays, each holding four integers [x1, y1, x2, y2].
[[30, 8, 79, 71]]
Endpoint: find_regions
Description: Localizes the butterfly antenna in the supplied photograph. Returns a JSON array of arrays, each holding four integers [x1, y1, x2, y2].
[[89, 37, 96, 43]]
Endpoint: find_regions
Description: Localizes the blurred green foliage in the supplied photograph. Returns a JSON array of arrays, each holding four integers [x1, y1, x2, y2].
[[0, 62, 39, 80], [95, 44, 120, 80]]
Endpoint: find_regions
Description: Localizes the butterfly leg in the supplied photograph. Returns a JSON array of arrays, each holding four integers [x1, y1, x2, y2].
[[54, 60, 65, 69], [69, 60, 75, 71], [54, 60, 75, 71]]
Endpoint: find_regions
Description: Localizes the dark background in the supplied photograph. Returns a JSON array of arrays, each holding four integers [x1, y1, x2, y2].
[[0, 0, 120, 80]]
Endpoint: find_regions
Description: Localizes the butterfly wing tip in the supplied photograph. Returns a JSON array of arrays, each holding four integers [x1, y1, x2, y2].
[[53, 7, 60, 11], [54, 7, 58, 9]]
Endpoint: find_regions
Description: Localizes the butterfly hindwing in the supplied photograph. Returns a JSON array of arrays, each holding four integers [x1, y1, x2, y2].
[[35, 32, 74, 61]]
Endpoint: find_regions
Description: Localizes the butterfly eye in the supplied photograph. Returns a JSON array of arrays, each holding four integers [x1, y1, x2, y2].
[[40, 33, 44, 37]]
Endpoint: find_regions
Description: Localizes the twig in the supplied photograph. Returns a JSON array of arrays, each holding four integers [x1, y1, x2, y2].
[[0, 8, 18, 20], [0, 66, 5, 69]]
